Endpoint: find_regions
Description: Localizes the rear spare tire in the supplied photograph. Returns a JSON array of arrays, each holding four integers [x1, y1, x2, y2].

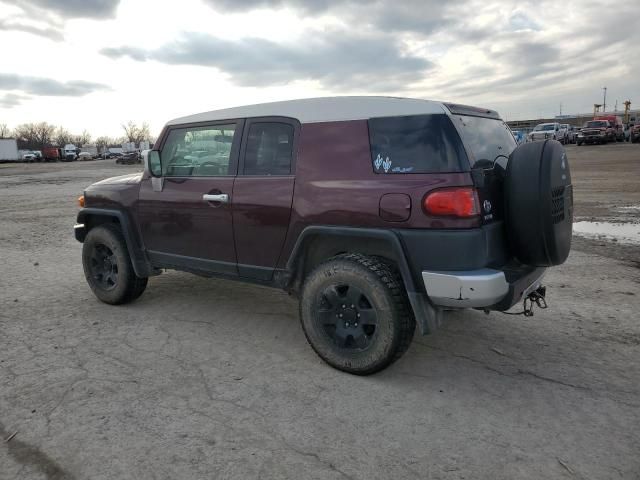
[[505, 140, 573, 266]]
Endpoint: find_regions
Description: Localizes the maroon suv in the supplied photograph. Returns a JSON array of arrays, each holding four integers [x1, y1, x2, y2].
[[74, 97, 573, 375]]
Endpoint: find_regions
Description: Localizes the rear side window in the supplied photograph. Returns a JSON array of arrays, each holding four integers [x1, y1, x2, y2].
[[243, 122, 294, 175], [452, 115, 516, 168], [368, 114, 466, 174]]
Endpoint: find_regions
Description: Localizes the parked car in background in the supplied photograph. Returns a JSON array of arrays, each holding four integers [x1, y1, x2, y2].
[[557, 124, 569, 144], [558, 124, 571, 144], [511, 129, 526, 144], [595, 115, 624, 141], [630, 124, 640, 143], [22, 151, 38, 162], [74, 97, 573, 375], [528, 122, 561, 142], [566, 125, 579, 144], [78, 152, 94, 161], [81, 144, 98, 158], [115, 152, 139, 164], [62, 144, 78, 161], [577, 120, 611, 145], [42, 146, 59, 162]]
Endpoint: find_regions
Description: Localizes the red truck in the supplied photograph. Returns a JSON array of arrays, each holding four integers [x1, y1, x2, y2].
[[42, 146, 60, 162], [594, 115, 624, 141]]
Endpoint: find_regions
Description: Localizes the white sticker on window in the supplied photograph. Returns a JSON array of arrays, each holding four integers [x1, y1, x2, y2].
[[374, 153, 393, 172], [374, 153, 384, 170]]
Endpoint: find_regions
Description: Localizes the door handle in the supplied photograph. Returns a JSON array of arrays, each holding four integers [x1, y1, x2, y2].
[[202, 193, 229, 203]]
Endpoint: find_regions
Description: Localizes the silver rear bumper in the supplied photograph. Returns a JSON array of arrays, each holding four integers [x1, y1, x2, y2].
[[422, 268, 545, 308]]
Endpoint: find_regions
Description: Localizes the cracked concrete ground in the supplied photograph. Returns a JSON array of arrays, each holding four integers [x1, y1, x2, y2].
[[1, 146, 639, 480]]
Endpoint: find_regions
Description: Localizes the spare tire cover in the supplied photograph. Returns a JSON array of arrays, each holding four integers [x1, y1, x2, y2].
[[505, 140, 573, 266]]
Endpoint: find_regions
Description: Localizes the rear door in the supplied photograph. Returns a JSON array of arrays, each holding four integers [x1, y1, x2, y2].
[[232, 117, 298, 280], [138, 120, 243, 275]]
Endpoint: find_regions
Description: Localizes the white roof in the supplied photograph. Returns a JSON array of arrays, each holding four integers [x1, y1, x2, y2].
[[167, 96, 446, 126]]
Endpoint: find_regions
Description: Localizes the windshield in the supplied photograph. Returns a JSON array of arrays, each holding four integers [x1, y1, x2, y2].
[[586, 121, 608, 128], [534, 124, 556, 131], [452, 114, 516, 167]]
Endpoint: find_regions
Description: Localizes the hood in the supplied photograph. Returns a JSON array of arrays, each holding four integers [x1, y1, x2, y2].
[[91, 172, 143, 186]]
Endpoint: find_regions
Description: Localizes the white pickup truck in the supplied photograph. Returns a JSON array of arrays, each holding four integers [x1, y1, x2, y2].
[[528, 123, 568, 143]]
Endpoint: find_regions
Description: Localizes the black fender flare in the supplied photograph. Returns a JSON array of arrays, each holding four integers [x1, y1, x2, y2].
[[75, 208, 152, 277], [285, 226, 442, 334]]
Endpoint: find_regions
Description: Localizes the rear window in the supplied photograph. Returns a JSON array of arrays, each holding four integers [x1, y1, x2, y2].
[[368, 114, 466, 174], [451, 115, 517, 168]]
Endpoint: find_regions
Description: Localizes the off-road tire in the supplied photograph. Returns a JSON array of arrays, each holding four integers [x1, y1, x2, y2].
[[299, 253, 415, 375], [82, 224, 148, 305]]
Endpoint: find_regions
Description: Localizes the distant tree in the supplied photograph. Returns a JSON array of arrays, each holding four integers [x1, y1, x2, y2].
[[14, 123, 39, 149], [122, 121, 151, 145], [0, 123, 10, 138], [95, 136, 113, 151], [14, 122, 56, 149], [74, 129, 92, 146], [54, 127, 74, 147], [33, 122, 56, 147]]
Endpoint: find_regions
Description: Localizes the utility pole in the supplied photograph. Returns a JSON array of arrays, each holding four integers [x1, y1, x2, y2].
[[559, 102, 562, 116], [603, 86, 607, 113]]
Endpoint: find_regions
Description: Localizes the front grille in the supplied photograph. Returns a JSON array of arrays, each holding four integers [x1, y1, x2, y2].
[[551, 186, 565, 224]]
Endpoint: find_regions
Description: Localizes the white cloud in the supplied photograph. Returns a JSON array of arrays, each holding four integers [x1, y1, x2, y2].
[[0, 0, 638, 136]]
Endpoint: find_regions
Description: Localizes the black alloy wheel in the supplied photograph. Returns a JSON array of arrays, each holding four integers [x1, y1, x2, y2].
[[88, 243, 119, 290], [316, 283, 378, 351], [300, 253, 415, 375], [82, 224, 148, 304]]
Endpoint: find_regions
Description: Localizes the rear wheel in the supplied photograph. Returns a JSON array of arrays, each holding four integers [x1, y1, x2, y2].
[[300, 253, 415, 375], [82, 224, 148, 304]]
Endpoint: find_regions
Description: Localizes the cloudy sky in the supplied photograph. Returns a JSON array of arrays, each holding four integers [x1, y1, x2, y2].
[[1, 0, 638, 137]]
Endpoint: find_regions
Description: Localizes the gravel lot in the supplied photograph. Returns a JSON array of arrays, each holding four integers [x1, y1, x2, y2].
[[1, 144, 639, 480]]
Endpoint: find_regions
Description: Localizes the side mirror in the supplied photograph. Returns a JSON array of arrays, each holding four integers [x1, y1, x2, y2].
[[143, 150, 162, 177]]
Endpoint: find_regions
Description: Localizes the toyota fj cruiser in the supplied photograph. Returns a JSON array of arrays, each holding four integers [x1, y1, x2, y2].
[[74, 97, 573, 375]]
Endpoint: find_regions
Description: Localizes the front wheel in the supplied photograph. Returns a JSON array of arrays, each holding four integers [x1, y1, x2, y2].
[[300, 253, 415, 375], [82, 224, 148, 304]]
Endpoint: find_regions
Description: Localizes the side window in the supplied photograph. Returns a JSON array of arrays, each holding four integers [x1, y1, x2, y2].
[[243, 123, 294, 175], [161, 124, 236, 177], [368, 114, 466, 174]]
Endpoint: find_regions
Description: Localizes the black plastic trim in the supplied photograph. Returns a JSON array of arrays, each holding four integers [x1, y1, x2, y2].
[[285, 225, 443, 334], [394, 222, 509, 275], [76, 208, 152, 277], [147, 250, 238, 276], [286, 226, 418, 292]]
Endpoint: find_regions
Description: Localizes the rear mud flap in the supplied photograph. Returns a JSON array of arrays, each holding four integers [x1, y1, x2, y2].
[[407, 292, 443, 335]]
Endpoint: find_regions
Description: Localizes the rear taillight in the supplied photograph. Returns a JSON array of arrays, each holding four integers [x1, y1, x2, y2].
[[423, 187, 480, 218]]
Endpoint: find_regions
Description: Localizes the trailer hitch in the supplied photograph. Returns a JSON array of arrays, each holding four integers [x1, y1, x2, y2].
[[499, 286, 548, 317]]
